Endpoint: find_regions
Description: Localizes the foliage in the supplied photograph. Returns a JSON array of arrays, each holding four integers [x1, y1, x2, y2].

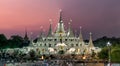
[[111, 47, 120, 63], [98, 47, 108, 59], [98, 45, 120, 63], [0, 34, 8, 49], [9, 35, 24, 48], [0, 34, 29, 49], [29, 49, 36, 60], [94, 36, 120, 48]]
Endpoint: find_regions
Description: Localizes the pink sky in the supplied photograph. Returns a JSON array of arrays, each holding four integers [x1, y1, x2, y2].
[[0, 0, 120, 39], [0, 0, 60, 38]]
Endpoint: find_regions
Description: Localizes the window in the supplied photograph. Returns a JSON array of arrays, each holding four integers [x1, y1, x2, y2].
[[70, 39, 73, 41], [65, 39, 67, 41], [54, 39, 57, 41], [44, 43, 46, 46], [48, 39, 52, 41], [49, 44, 51, 47], [40, 44, 42, 46], [76, 44, 78, 46], [80, 44, 82, 46], [44, 39, 46, 41], [54, 44, 56, 46]]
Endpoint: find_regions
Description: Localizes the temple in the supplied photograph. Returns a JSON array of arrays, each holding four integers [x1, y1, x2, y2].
[[23, 10, 101, 55], [4, 10, 101, 56]]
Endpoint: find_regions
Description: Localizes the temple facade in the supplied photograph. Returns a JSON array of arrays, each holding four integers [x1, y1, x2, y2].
[[3, 10, 101, 56], [23, 10, 101, 55]]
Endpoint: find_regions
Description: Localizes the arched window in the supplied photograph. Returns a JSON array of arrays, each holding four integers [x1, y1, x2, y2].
[[65, 39, 67, 41], [40, 44, 42, 46], [49, 44, 51, 47], [76, 44, 78, 46], [44, 43, 46, 46], [80, 44, 82, 46], [44, 39, 46, 41], [54, 39, 57, 41]]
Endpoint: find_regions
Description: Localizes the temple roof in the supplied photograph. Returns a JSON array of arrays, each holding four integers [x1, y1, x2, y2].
[[24, 29, 29, 40], [79, 26, 84, 42], [47, 19, 53, 37], [88, 32, 94, 48], [54, 9, 66, 36], [67, 20, 74, 37]]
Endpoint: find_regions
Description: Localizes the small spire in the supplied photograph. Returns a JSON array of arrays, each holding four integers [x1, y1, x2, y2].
[[74, 30, 77, 37], [68, 19, 74, 37], [59, 9, 62, 12], [59, 9, 63, 23], [68, 19, 72, 25], [49, 19, 52, 23], [24, 28, 29, 40], [47, 19, 53, 37], [89, 32, 92, 35], [68, 19, 72, 26], [88, 32, 94, 48], [29, 32, 33, 46], [38, 31, 44, 41], [79, 26, 84, 42]]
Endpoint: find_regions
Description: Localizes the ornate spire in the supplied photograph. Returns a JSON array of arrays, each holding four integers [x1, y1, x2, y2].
[[58, 9, 64, 33], [68, 19, 74, 37], [79, 26, 84, 42], [38, 26, 44, 41], [88, 32, 94, 48], [55, 9, 66, 36], [24, 28, 29, 40], [47, 19, 53, 37], [29, 32, 33, 46], [59, 9, 62, 23]]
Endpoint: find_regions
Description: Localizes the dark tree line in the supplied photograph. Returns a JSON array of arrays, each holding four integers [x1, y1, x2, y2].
[[0, 34, 30, 49], [94, 36, 120, 48], [1, 34, 120, 49]]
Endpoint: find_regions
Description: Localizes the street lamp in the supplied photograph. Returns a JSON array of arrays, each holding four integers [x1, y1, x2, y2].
[[107, 42, 111, 66]]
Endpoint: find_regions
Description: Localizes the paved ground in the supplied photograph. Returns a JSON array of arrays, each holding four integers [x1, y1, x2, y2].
[[74, 63, 104, 66], [1, 60, 120, 66]]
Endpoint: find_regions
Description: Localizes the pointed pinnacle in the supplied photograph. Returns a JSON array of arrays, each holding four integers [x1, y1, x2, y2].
[[89, 32, 92, 35]]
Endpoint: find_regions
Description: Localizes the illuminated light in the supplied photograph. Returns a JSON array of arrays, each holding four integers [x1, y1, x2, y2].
[[90, 32, 92, 35], [83, 56, 86, 60], [41, 55, 44, 60]]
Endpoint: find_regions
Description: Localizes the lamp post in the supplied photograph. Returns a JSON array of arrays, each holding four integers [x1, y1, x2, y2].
[[107, 42, 111, 66]]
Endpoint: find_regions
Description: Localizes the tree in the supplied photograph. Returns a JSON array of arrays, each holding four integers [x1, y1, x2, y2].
[[0, 34, 7, 49], [29, 49, 36, 61], [111, 47, 120, 63], [9, 35, 24, 48], [98, 47, 108, 59]]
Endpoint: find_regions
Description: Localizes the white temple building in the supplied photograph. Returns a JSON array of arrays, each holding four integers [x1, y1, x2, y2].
[[5, 10, 101, 55], [20, 10, 101, 55]]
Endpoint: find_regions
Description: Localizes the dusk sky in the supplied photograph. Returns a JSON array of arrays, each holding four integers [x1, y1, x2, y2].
[[0, 0, 120, 40]]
